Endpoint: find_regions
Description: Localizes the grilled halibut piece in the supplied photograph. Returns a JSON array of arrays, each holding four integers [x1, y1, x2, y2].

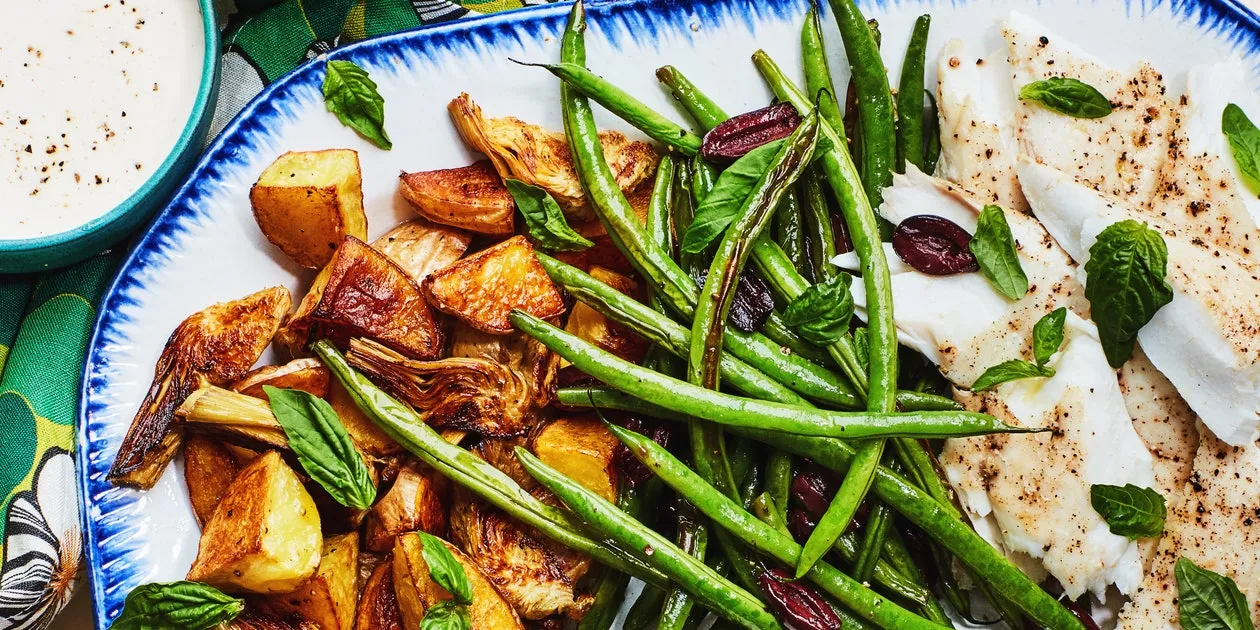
[[393, 532, 523, 630], [448, 93, 657, 221], [109, 286, 290, 489], [398, 162, 515, 236]]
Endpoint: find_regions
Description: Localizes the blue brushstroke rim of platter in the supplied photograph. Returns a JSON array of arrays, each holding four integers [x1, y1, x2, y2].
[[77, 0, 1260, 626]]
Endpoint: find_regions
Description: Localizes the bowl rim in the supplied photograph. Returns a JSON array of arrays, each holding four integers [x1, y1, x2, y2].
[[0, 0, 221, 255]]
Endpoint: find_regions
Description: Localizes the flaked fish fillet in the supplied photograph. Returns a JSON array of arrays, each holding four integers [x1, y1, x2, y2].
[[837, 167, 1154, 598], [1020, 159, 1260, 446]]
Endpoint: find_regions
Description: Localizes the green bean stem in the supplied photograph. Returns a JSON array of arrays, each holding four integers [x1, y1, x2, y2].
[[516, 448, 780, 630], [896, 15, 931, 172], [801, 5, 847, 140], [656, 65, 728, 132], [828, 0, 895, 207]]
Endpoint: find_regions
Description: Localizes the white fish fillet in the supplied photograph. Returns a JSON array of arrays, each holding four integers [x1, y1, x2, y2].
[[1020, 160, 1260, 446], [838, 168, 1154, 599]]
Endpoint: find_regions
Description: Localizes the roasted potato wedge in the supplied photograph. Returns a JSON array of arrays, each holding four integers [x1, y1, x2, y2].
[[109, 286, 291, 489], [373, 219, 473, 283], [472, 437, 537, 493], [229, 608, 319, 629], [532, 417, 619, 504], [356, 557, 404, 630], [550, 235, 636, 276], [264, 532, 360, 630], [364, 461, 450, 552], [232, 358, 331, 400], [562, 266, 646, 367], [449, 488, 593, 620], [187, 451, 322, 594], [328, 376, 401, 458], [570, 180, 652, 238], [184, 434, 243, 525], [393, 531, 523, 630], [250, 149, 367, 269], [423, 235, 564, 334], [282, 236, 444, 359], [448, 93, 657, 221], [398, 162, 515, 235]]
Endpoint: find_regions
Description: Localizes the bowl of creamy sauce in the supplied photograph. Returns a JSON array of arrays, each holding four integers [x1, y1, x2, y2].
[[0, 0, 218, 273]]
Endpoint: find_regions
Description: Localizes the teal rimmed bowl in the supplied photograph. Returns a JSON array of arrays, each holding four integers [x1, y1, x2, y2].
[[0, 0, 221, 274]]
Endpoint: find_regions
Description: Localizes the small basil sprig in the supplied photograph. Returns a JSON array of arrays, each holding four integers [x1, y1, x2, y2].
[[506, 179, 593, 252], [111, 581, 243, 630], [1175, 557, 1255, 630], [971, 307, 1065, 391], [417, 532, 474, 630], [969, 205, 1028, 300], [781, 273, 855, 345], [1018, 77, 1112, 119], [1084, 220, 1174, 368], [265, 386, 376, 510], [1089, 483, 1166, 539], [682, 139, 785, 254], [1222, 103, 1260, 196], [323, 59, 391, 150]]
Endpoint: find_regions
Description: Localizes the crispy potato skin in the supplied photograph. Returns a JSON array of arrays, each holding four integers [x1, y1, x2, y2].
[[228, 608, 320, 629], [109, 286, 291, 489], [187, 451, 322, 594], [449, 488, 593, 620], [562, 266, 646, 366], [251, 149, 367, 269], [264, 532, 360, 630], [184, 434, 243, 525], [232, 359, 331, 400], [398, 162, 515, 235], [532, 417, 619, 504], [372, 219, 473, 284], [364, 461, 450, 552], [284, 236, 444, 360], [393, 532, 523, 630], [424, 236, 565, 335], [356, 557, 405, 630]]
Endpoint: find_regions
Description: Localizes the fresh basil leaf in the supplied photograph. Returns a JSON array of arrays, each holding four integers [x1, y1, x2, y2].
[[969, 205, 1028, 300], [1222, 103, 1260, 197], [1032, 307, 1067, 367], [417, 532, 473, 605], [506, 179, 594, 252], [853, 326, 870, 374], [1083, 220, 1174, 368], [420, 600, 473, 630], [682, 140, 785, 254], [971, 359, 1054, 391], [323, 59, 391, 150], [112, 581, 244, 630], [264, 386, 376, 510], [1089, 483, 1166, 539], [781, 273, 854, 345], [1175, 557, 1255, 630], [1018, 77, 1112, 119]]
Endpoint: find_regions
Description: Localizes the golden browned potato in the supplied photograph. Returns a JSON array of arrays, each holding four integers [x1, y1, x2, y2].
[[562, 266, 646, 367], [372, 219, 473, 283], [250, 149, 367, 269], [186, 451, 322, 594], [232, 358, 331, 400], [328, 376, 401, 458], [397, 162, 515, 235], [228, 608, 319, 629], [532, 417, 619, 504], [393, 531, 523, 630], [449, 489, 593, 620], [364, 461, 450, 552], [423, 236, 564, 335], [281, 236, 444, 359], [264, 532, 360, 630], [184, 433, 242, 525], [448, 93, 657, 221], [356, 557, 405, 630], [109, 286, 291, 489]]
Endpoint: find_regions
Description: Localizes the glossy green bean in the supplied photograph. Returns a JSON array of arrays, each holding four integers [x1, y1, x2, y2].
[[656, 65, 728, 132], [773, 187, 809, 279], [797, 440, 884, 577], [516, 448, 780, 630], [896, 15, 931, 172], [880, 528, 954, 627], [764, 451, 793, 526], [828, 0, 895, 207], [579, 482, 655, 630], [798, 171, 838, 283], [923, 90, 941, 174], [659, 504, 709, 630], [854, 500, 893, 582], [611, 425, 947, 630], [801, 6, 847, 139], [625, 586, 667, 630]]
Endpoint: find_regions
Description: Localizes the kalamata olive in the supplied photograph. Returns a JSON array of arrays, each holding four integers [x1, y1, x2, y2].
[[787, 508, 817, 544], [613, 416, 672, 487], [790, 472, 837, 520], [691, 267, 775, 333], [758, 568, 844, 630], [891, 215, 979, 275], [701, 102, 802, 163]]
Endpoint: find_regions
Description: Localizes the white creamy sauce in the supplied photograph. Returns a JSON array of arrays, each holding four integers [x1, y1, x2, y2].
[[1, 0, 204, 239]]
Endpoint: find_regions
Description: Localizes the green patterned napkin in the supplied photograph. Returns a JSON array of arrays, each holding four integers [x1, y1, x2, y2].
[[0, 0, 549, 627]]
